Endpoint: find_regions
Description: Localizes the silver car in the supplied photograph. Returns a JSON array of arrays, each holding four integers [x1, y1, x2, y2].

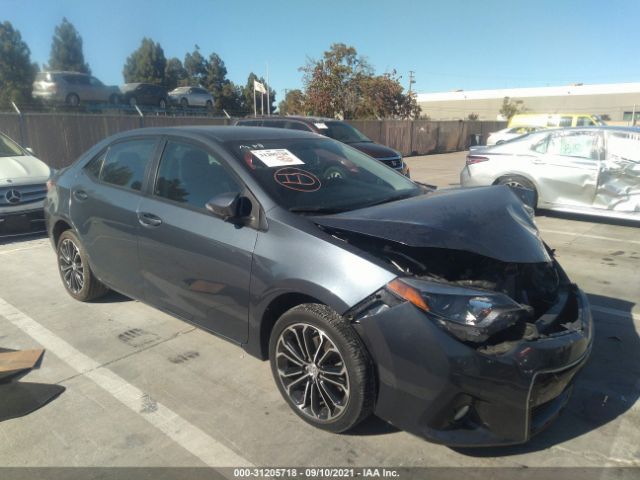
[[32, 71, 120, 107], [168, 86, 214, 109], [461, 127, 640, 221], [0, 132, 51, 234]]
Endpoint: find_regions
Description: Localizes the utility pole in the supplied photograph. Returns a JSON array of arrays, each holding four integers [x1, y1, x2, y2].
[[408, 71, 416, 95]]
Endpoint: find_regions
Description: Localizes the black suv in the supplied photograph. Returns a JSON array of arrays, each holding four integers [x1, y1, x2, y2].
[[120, 83, 169, 109], [235, 116, 410, 177]]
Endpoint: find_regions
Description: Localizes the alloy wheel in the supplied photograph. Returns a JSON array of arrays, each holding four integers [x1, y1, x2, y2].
[[59, 238, 84, 294], [275, 323, 350, 422]]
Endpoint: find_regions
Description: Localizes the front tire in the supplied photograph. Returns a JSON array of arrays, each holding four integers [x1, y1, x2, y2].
[[496, 175, 538, 208], [57, 230, 109, 302], [269, 303, 375, 433]]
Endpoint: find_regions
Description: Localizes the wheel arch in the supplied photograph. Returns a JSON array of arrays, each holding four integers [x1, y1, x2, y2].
[[248, 285, 352, 360], [52, 219, 73, 246]]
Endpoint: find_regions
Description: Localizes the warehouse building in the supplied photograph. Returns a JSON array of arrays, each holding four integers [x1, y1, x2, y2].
[[416, 82, 640, 123]]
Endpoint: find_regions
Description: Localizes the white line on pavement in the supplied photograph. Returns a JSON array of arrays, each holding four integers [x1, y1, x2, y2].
[[540, 229, 640, 246], [0, 296, 253, 468]]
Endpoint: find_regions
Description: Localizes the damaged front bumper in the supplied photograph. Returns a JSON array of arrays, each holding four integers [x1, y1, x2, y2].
[[351, 285, 593, 447]]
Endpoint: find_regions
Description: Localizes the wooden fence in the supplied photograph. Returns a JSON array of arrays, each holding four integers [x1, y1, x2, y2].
[[0, 112, 506, 168]]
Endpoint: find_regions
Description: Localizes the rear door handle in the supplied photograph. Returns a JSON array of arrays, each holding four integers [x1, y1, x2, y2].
[[137, 212, 163, 227], [73, 190, 88, 201]]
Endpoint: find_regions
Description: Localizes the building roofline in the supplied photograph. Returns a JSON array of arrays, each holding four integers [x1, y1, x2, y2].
[[417, 82, 640, 102]]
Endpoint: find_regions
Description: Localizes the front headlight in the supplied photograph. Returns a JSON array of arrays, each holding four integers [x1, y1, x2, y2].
[[386, 278, 533, 343]]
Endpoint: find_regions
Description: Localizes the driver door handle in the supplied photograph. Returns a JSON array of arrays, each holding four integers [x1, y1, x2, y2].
[[138, 212, 163, 227]]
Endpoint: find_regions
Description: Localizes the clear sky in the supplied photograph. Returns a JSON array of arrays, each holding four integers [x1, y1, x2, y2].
[[3, 0, 640, 102]]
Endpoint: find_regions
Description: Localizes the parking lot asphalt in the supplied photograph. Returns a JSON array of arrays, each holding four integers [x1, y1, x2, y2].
[[0, 152, 638, 469]]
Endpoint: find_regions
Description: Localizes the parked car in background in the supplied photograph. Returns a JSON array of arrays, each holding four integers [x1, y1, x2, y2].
[[235, 116, 410, 176], [509, 113, 606, 128], [46, 126, 592, 446], [168, 86, 214, 109], [33, 71, 120, 107], [487, 126, 544, 145], [461, 126, 640, 221], [0, 131, 51, 235], [120, 83, 169, 109]]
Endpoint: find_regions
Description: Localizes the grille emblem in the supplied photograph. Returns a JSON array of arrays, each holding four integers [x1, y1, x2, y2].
[[5, 189, 21, 204]]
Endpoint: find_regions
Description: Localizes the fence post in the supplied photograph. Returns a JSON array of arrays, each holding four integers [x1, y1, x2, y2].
[[11, 102, 27, 148], [135, 105, 144, 128]]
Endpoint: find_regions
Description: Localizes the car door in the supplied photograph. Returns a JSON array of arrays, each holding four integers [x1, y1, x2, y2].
[[533, 130, 602, 208], [137, 138, 258, 342], [593, 131, 640, 212], [69, 137, 160, 298]]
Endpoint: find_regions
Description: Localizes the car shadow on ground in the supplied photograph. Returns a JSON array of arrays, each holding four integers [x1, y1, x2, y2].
[[346, 415, 400, 436], [91, 290, 131, 303], [0, 231, 47, 246], [454, 294, 639, 457]]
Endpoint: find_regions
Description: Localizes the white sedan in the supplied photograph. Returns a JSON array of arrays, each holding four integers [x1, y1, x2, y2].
[[0, 132, 52, 235], [487, 126, 543, 145]]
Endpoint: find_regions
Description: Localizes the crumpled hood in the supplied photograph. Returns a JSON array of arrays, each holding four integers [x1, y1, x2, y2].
[[0, 155, 51, 185], [313, 185, 551, 263]]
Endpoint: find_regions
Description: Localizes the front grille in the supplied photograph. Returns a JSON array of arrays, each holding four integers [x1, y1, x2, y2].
[[0, 184, 47, 206], [377, 156, 403, 169]]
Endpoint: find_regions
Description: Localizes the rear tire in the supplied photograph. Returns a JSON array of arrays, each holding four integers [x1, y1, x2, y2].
[[269, 303, 375, 433], [496, 175, 538, 208], [57, 230, 109, 302]]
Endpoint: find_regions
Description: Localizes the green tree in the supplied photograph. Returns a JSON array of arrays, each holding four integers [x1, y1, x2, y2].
[[46, 17, 90, 74], [278, 89, 306, 115], [164, 57, 187, 90], [357, 71, 420, 119], [499, 96, 525, 120], [202, 53, 242, 112], [242, 72, 276, 115], [301, 43, 372, 119], [122, 38, 167, 84], [183, 45, 207, 86], [0, 21, 37, 108]]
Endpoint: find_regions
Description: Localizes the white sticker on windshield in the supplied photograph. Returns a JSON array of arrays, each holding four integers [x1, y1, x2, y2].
[[314, 122, 328, 129], [251, 149, 305, 167]]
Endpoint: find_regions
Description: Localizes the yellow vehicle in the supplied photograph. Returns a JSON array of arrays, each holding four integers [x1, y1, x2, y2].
[[509, 113, 606, 128]]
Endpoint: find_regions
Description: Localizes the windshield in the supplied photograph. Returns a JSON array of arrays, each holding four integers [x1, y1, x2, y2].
[[224, 137, 421, 213], [0, 133, 25, 157], [319, 121, 371, 144]]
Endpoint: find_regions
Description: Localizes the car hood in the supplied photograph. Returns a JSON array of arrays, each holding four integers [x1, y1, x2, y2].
[[348, 142, 400, 159], [0, 155, 51, 185], [312, 185, 550, 263]]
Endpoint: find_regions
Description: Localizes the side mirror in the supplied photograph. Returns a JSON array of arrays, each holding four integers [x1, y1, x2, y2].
[[205, 192, 251, 221], [25, 147, 34, 155]]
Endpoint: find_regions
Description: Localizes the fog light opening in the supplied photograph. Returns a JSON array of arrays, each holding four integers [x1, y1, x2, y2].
[[453, 405, 470, 422]]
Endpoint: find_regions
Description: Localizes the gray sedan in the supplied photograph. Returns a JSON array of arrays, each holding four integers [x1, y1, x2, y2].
[[168, 86, 214, 109], [461, 127, 640, 221]]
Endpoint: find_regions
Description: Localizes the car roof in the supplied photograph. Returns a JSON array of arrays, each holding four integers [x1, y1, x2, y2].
[[110, 125, 322, 143], [242, 116, 338, 124]]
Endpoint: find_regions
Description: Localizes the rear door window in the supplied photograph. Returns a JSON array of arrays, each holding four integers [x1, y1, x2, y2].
[[286, 121, 312, 131], [154, 141, 240, 210], [607, 132, 640, 162], [547, 132, 600, 160], [100, 138, 158, 191]]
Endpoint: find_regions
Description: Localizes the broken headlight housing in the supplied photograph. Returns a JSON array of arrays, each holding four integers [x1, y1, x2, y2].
[[386, 278, 533, 343]]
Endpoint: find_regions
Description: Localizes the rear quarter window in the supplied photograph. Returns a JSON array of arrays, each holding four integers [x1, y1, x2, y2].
[[99, 138, 158, 191]]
